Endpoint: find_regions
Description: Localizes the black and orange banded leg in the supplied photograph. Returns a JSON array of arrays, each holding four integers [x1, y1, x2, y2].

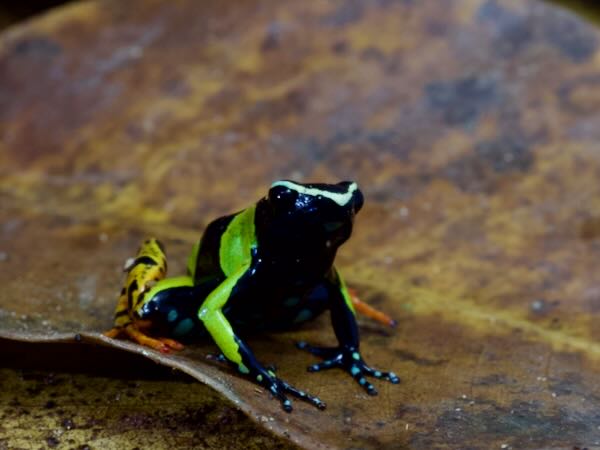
[[103, 238, 185, 353]]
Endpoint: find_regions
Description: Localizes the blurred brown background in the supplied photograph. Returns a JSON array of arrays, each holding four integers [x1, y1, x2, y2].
[[0, 0, 71, 29], [1, 1, 599, 29]]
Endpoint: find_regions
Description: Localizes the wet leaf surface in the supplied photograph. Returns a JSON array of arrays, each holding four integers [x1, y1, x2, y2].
[[2, 0, 600, 448]]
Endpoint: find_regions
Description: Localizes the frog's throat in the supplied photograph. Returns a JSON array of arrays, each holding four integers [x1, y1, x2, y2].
[[270, 180, 358, 206]]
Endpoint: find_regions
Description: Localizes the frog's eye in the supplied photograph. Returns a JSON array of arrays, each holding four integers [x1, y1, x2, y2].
[[268, 185, 298, 210]]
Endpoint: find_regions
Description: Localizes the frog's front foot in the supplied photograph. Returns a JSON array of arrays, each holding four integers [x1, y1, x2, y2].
[[207, 353, 325, 412], [260, 372, 327, 413], [296, 342, 399, 395]]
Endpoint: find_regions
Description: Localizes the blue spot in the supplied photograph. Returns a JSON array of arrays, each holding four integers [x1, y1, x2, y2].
[[173, 318, 194, 337], [293, 309, 313, 324], [352, 352, 360, 360], [359, 378, 366, 385], [374, 370, 382, 378], [167, 310, 178, 322], [350, 365, 360, 376]]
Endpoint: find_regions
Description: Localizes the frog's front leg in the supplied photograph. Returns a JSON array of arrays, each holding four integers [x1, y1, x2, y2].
[[297, 269, 400, 395], [199, 267, 326, 412]]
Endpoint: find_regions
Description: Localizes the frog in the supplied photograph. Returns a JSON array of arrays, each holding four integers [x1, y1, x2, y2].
[[104, 180, 399, 412]]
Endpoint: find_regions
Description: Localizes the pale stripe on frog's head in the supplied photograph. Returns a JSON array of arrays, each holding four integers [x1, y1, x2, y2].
[[270, 180, 358, 207]]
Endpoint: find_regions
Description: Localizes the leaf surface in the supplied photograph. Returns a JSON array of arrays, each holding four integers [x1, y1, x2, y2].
[[2, 0, 600, 448]]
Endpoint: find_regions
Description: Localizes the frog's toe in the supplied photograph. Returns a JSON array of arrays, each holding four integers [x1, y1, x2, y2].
[[268, 384, 293, 413], [346, 360, 400, 394], [307, 359, 339, 372], [118, 324, 174, 353], [103, 327, 122, 339], [263, 376, 326, 412], [206, 352, 228, 363], [300, 344, 400, 394], [296, 341, 338, 359], [158, 337, 185, 351], [280, 379, 326, 410], [363, 366, 401, 384], [337, 360, 377, 394]]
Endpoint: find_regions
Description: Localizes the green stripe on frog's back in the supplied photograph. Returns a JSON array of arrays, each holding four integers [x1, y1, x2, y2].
[[219, 206, 257, 276]]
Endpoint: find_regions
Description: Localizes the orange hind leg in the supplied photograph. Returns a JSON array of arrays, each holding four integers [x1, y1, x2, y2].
[[348, 288, 397, 328]]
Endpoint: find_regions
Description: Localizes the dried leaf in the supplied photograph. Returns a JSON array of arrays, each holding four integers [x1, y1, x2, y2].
[[2, 0, 600, 448]]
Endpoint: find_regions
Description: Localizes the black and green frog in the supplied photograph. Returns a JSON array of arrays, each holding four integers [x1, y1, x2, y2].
[[105, 180, 399, 412]]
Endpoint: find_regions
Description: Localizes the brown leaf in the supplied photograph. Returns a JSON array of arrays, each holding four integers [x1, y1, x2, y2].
[[2, 0, 600, 448]]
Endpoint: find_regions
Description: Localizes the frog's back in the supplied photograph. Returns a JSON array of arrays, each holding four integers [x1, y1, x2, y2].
[[192, 207, 257, 286]]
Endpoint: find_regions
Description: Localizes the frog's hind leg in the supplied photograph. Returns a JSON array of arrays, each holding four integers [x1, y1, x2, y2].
[[104, 286, 131, 338], [348, 288, 397, 328], [117, 321, 184, 353], [103, 238, 187, 353]]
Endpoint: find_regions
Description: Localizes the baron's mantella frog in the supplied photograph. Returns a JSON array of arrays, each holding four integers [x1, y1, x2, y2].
[[105, 180, 398, 412]]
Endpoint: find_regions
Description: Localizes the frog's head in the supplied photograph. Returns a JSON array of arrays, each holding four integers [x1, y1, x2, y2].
[[260, 180, 363, 252]]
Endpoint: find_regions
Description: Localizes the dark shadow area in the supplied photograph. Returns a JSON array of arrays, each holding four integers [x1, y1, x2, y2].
[[547, 0, 600, 26], [0, 0, 73, 29], [0, 337, 195, 382]]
